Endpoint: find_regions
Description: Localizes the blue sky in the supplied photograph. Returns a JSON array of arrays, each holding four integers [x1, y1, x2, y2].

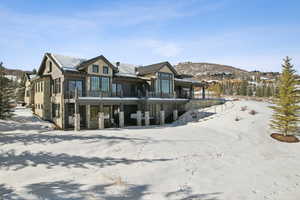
[[0, 0, 299, 72]]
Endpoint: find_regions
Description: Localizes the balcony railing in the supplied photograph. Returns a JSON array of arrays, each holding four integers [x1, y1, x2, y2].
[[65, 90, 194, 99]]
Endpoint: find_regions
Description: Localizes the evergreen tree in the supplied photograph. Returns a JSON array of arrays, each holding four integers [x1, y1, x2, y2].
[[16, 74, 26, 103], [240, 81, 248, 96], [209, 83, 222, 98], [0, 62, 14, 119], [255, 86, 262, 97], [270, 57, 300, 136], [247, 86, 253, 96]]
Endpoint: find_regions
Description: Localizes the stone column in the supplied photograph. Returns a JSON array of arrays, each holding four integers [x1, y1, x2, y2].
[[155, 104, 160, 125], [86, 105, 91, 129], [137, 110, 142, 126], [74, 113, 80, 131], [145, 111, 150, 126], [119, 111, 124, 128], [160, 110, 165, 125], [98, 112, 104, 129], [173, 109, 178, 121]]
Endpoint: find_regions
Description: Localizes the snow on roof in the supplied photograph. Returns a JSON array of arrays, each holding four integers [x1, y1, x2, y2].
[[29, 74, 36, 79], [114, 62, 138, 77], [115, 63, 137, 74], [51, 54, 86, 69]]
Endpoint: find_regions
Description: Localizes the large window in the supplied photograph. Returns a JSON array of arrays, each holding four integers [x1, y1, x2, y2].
[[90, 76, 110, 92], [68, 80, 83, 96], [101, 77, 109, 92], [112, 83, 122, 96], [156, 72, 173, 95]]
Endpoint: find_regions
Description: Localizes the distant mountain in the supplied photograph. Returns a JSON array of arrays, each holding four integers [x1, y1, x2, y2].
[[175, 62, 249, 80]]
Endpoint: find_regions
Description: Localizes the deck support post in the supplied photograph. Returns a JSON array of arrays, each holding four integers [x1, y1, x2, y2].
[[74, 113, 80, 131], [202, 86, 206, 99], [119, 111, 124, 128], [74, 101, 80, 131], [145, 111, 150, 126], [160, 110, 165, 125], [173, 110, 178, 121], [98, 112, 104, 129], [137, 110, 142, 126]]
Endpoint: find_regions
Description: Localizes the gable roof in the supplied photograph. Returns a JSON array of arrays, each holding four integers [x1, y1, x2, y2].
[[136, 61, 179, 76], [37, 53, 63, 75], [37, 53, 117, 75], [76, 55, 117, 71]]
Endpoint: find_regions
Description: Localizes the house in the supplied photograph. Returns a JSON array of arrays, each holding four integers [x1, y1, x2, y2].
[[24, 73, 36, 106], [28, 53, 206, 130]]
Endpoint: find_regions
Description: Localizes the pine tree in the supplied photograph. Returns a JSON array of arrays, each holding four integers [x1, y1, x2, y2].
[[270, 57, 300, 136], [247, 86, 253, 96], [16, 74, 26, 104], [209, 83, 222, 98], [240, 81, 248, 96], [255, 86, 262, 97], [0, 62, 14, 119]]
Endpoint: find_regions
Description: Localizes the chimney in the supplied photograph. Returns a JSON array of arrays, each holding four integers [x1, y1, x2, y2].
[[116, 62, 120, 67]]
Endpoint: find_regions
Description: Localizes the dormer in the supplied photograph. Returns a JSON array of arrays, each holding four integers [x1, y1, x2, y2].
[[76, 55, 117, 76], [136, 62, 179, 96]]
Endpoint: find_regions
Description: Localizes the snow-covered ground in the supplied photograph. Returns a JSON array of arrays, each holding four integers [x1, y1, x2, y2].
[[0, 101, 299, 200]]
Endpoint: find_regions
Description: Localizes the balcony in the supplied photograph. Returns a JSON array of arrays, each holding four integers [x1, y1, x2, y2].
[[65, 89, 195, 100]]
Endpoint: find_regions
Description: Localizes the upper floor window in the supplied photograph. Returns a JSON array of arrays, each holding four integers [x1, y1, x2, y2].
[[90, 76, 100, 91], [156, 72, 173, 95], [53, 78, 61, 94], [101, 77, 109, 92], [103, 66, 109, 74], [90, 76, 110, 92], [49, 61, 52, 72], [92, 65, 99, 73], [41, 82, 43, 92], [37, 82, 40, 92], [67, 80, 83, 97]]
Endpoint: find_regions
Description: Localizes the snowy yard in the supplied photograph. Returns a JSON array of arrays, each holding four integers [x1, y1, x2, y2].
[[0, 101, 299, 200]]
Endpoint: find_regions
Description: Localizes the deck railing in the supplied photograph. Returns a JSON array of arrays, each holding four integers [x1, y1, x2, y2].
[[66, 90, 195, 99]]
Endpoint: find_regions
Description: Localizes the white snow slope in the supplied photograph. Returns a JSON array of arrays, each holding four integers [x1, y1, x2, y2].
[[0, 101, 299, 200]]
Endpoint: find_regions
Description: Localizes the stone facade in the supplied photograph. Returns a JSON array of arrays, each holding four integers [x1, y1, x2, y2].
[[29, 53, 206, 130]]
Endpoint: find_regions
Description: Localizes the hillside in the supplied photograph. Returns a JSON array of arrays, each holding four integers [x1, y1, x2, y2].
[[175, 62, 249, 80], [0, 65, 32, 81]]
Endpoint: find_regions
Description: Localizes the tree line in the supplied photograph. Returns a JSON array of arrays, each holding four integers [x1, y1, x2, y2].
[[209, 80, 278, 98]]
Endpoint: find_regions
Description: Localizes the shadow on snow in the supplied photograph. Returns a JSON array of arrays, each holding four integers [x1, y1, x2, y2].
[[0, 150, 172, 171], [1, 181, 222, 200]]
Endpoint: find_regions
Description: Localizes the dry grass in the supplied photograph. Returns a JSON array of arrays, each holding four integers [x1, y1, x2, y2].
[[249, 110, 257, 115], [241, 106, 248, 111], [235, 116, 241, 121]]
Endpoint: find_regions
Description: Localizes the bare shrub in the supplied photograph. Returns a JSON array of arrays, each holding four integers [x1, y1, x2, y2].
[[249, 110, 257, 115], [235, 116, 241, 121], [240, 106, 247, 111]]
